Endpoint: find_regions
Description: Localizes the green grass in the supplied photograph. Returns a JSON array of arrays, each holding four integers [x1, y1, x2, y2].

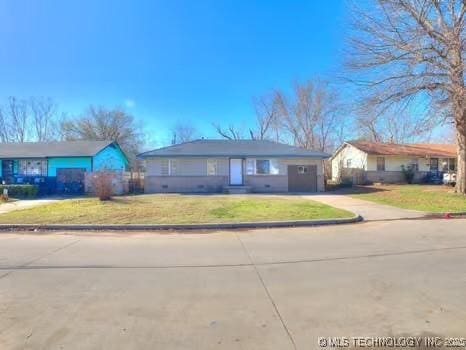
[[349, 185, 466, 213], [0, 195, 353, 225]]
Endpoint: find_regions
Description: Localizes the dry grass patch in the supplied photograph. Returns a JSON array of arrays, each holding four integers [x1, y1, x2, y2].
[[349, 185, 466, 213]]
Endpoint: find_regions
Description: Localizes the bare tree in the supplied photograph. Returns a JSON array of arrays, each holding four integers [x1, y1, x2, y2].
[[251, 94, 281, 141], [355, 109, 436, 143], [171, 122, 199, 144], [0, 96, 61, 143], [0, 106, 11, 142], [355, 114, 384, 143], [61, 106, 143, 166], [7, 97, 29, 142], [212, 95, 280, 142], [347, 0, 466, 193], [30, 97, 58, 142], [274, 81, 344, 152], [212, 123, 244, 140]]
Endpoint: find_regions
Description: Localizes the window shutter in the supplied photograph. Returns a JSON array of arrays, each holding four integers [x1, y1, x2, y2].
[[170, 159, 177, 175], [247, 159, 255, 175]]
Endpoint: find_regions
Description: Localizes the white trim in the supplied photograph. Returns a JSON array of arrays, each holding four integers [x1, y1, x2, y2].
[[229, 158, 243, 185], [207, 159, 218, 176]]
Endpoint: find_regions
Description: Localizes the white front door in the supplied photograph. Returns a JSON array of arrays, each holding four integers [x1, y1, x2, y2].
[[230, 159, 243, 185]]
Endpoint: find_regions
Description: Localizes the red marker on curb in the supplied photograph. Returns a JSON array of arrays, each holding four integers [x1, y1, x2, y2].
[[444, 213, 453, 219]]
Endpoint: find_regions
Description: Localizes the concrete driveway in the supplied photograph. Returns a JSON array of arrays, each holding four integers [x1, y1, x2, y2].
[[306, 193, 426, 221], [1, 219, 466, 349]]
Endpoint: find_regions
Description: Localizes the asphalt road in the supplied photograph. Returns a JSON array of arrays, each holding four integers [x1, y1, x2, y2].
[[1, 219, 466, 349]]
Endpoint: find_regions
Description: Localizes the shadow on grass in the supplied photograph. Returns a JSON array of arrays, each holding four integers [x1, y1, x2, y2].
[[102, 197, 143, 205], [332, 185, 390, 195]]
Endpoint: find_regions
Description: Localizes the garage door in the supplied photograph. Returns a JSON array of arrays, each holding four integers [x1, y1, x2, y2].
[[56, 168, 86, 194], [288, 165, 317, 192]]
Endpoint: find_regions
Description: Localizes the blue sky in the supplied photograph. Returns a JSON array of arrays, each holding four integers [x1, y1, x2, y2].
[[0, 0, 347, 148]]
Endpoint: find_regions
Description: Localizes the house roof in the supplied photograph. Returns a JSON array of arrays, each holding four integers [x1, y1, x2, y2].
[[139, 139, 330, 159], [346, 141, 457, 158], [0, 140, 116, 159]]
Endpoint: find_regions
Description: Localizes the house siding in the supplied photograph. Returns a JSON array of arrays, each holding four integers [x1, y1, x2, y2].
[[146, 157, 229, 176], [366, 155, 431, 172], [47, 157, 92, 177], [332, 144, 457, 184], [144, 157, 325, 193], [245, 175, 289, 192], [93, 145, 127, 172], [145, 176, 228, 193], [331, 144, 368, 181], [365, 171, 428, 183]]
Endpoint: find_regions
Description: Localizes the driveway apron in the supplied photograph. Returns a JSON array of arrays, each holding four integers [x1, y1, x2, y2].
[[304, 194, 426, 221]]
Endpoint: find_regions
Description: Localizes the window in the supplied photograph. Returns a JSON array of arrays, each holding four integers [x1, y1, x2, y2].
[[410, 159, 419, 171], [346, 159, 352, 168], [207, 159, 217, 176], [169, 159, 177, 175], [376, 157, 385, 171], [449, 158, 457, 171], [298, 166, 308, 174], [246, 159, 279, 175], [430, 158, 439, 171], [441, 159, 449, 172], [19, 159, 47, 176], [160, 159, 177, 175], [256, 160, 270, 174], [160, 159, 169, 176]]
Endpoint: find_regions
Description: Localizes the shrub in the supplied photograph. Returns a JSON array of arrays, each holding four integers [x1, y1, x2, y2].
[[401, 165, 415, 184], [0, 185, 39, 199], [90, 171, 115, 201], [340, 176, 354, 187]]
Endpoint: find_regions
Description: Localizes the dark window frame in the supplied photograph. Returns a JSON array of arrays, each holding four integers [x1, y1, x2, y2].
[[376, 157, 385, 171], [255, 160, 270, 175]]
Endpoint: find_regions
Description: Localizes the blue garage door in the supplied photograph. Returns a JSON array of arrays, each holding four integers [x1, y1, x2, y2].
[[56, 168, 85, 194]]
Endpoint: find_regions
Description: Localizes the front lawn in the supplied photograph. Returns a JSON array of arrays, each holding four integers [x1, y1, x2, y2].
[[348, 185, 466, 213], [0, 195, 353, 225]]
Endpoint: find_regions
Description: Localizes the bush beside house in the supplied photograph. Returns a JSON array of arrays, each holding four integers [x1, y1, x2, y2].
[[0, 185, 39, 199]]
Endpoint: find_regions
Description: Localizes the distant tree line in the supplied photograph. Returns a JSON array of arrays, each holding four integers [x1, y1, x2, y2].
[[0, 97, 143, 166]]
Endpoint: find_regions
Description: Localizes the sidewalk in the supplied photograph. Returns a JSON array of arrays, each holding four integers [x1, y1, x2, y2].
[[0, 198, 60, 215], [304, 194, 426, 221]]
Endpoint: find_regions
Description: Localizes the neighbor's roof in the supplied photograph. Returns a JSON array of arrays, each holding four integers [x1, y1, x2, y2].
[[0, 140, 116, 158], [347, 141, 456, 158], [139, 139, 330, 158]]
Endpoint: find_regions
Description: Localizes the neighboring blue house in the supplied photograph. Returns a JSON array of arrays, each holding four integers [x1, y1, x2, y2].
[[0, 140, 129, 194]]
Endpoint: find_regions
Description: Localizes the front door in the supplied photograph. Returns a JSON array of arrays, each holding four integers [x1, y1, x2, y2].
[[229, 159, 243, 185], [430, 158, 439, 171], [1, 160, 14, 183]]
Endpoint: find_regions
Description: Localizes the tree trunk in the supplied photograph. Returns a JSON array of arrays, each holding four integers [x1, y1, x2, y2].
[[456, 129, 466, 194]]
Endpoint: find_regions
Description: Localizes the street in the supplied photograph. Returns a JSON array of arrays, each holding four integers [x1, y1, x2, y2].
[[1, 219, 466, 349]]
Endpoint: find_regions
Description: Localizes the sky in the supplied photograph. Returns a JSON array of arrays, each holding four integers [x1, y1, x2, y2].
[[0, 0, 348, 148]]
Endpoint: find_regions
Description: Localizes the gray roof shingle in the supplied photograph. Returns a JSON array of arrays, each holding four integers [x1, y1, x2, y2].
[[0, 140, 114, 158], [139, 139, 330, 158]]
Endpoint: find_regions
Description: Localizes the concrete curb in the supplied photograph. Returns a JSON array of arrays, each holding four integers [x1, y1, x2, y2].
[[428, 211, 466, 219], [0, 215, 363, 232]]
